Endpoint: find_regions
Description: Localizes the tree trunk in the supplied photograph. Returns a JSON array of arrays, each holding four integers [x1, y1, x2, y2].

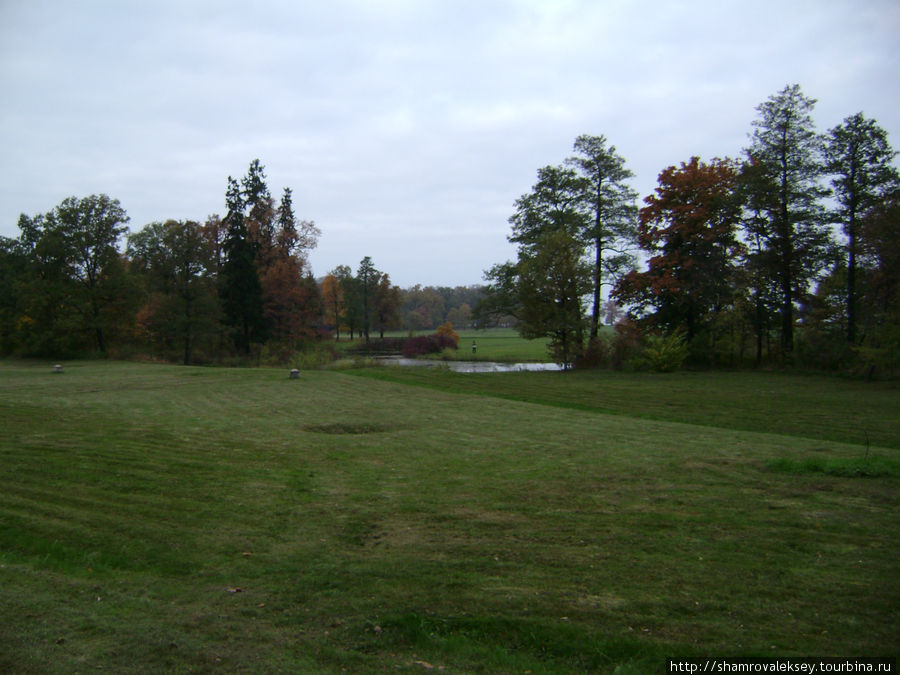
[[847, 212, 857, 343], [590, 236, 602, 339], [96, 325, 106, 354], [780, 236, 793, 355]]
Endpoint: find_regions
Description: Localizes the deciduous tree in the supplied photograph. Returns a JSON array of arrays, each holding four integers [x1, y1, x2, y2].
[[615, 157, 744, 360], [128, 220, 218, 364], [16, 195, 135, 354], [373, 273, 402, 338], [320, 274, 344, 340], [517, 229, 592, 369]]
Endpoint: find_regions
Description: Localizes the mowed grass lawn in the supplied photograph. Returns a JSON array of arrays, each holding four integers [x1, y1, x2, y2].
[[342, 328, 552, 362], [0, 361, 897, 672]]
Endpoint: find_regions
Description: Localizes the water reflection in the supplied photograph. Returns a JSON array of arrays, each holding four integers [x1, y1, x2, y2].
[[375, 357, 563, 373]]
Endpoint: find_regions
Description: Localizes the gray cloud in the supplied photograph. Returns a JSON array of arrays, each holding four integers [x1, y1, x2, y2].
[[2, 0, 897, 286]]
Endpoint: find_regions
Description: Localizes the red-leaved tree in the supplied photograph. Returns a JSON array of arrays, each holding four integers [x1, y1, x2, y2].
[[615, 157, 744, 353]]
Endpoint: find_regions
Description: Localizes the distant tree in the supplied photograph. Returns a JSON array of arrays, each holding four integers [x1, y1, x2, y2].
[[0, 233, 31, 353], [220, 176, 266, 354], [321, 274, 344, 340], [824, 112, 900, 343], [201, 213, 226, 280], [737, 158, 782, 364], [128, 219, 219, 364], [242, 158, 274, 250], [481, 162, 593, 366], [446, 302, 472, 329], [356, 256, 378, 342], [855, 189, 900, 374], [566, 134, 638, 338], [480, 164, 587, 347], [7, 197, 138, 356], [517, 228, 592, 369], [602, 298, 623, 326], [615, 157, 744, 361], [401, 285, 446, 330], [743, 84, 833, 356], [508, 164, 588, 251], [475, 262, 522, 326], [219, 162, 320, 353], [334, 265, 362, 339], [6, 213, 74, 354], [30, 195, 135, 354], [276, 186, 320, 264], [372, 273, 402, 338]]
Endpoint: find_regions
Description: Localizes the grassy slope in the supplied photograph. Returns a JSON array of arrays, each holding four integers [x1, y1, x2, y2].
[[1, 361, 897, 672], [349, 368, 900, 450]]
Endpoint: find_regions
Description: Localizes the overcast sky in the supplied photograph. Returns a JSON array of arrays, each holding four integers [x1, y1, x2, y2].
[[1, 1, 898, 287]]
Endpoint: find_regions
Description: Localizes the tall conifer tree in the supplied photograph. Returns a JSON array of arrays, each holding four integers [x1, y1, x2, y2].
[[566, 135, 638, 338], [824, 112, 899, 343], [221, 176, 265, 354], [744, 84, 832, 355]]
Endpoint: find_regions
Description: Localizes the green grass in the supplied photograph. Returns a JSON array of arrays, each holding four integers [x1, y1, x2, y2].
[[1, 360, 898, 672], [348, 368, 900, 450], [456, 328, 552, 362], [338, 327, 552, 362]]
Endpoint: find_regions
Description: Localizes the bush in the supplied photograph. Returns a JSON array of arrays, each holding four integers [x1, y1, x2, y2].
[[291, 343, 339, 369], [434, 321, 460, 348], [631, 332, 688, 372], [576, 336, 609, 369], [610, 319, 643, 369], [402, 333, 458, 357]]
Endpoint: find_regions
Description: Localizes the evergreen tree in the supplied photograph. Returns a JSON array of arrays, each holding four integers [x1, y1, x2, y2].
[[356, 256, 378, 342], [220, 176, 265, 354], [508, 165, 588, 251], [743, 84, 833, 356], [824, 112, 899, 343], [566, 134, 638, 339], [242, 158, 274, 249]]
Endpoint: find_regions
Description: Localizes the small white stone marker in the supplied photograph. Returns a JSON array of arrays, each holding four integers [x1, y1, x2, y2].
[[53, 364, 63, 374], [289, 368, 300, 379]]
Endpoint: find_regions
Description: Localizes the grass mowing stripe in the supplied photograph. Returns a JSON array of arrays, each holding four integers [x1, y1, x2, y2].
[[1, 360, 897, 671], [347, 367, 900, 448]]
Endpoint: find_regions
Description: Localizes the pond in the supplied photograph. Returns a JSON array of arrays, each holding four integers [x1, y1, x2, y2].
[[374, 357, 563, 373]]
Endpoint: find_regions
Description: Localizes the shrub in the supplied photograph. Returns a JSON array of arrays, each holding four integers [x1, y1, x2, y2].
[[610, 319, 643, 369], [434, 321, 460, 348], [402, 333, 458, 357], [576, 336, 609, 369], [631, 332, 689, 372]]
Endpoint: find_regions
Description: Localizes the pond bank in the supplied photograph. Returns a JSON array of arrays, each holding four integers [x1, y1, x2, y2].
[[373, 357, 563, 373]]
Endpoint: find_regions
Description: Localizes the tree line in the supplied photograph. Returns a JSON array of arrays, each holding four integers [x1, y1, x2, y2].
[[476, 84, 899, 373], [2, 84, 895, 372], [0, 160, 483, 363]]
